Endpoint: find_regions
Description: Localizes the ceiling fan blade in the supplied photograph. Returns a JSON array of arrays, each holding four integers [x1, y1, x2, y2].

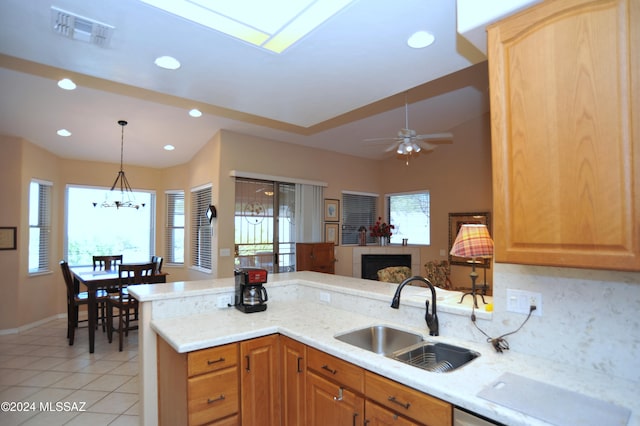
[[384, 142, 399, 152], [415, 132, 453, 141], [363, 136, 402, 142], [417, 141, 438, 151]]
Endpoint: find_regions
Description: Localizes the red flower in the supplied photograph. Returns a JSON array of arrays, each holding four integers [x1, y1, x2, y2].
[[369, 217, 394, 237]]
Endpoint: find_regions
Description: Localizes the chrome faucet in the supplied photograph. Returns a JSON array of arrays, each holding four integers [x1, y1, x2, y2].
[[390, 276, 439, 336]]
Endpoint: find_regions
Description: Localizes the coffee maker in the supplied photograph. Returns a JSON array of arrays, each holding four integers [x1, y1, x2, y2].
[[234, 267, 269, 313]]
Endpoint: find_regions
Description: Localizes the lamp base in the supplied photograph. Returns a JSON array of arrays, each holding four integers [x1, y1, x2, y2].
[[458, 265, 487, 309]]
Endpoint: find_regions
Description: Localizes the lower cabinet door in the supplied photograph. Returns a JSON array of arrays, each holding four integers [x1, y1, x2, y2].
[[188, 366, 239, 426], [365, 400, 420, 426], [306, 370, 364, 426], [281, 336, 306, 426]]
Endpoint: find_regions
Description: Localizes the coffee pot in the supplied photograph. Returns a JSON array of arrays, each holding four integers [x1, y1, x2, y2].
[[234, 268, 269, 313]]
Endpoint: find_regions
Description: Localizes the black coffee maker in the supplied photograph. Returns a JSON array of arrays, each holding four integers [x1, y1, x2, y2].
[[234, 267, 268, 313]]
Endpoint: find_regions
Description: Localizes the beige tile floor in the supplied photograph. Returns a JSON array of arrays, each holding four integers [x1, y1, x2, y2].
[[0, 317, 139, 426]]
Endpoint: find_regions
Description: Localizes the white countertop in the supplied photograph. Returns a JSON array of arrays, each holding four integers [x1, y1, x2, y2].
[[129, 272, 638, 426]]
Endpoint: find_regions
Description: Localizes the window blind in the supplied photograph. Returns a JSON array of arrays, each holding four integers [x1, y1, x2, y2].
[[165, 191, 184, 264], [341, 192, 378, 245], [29, 180, 52, 274], [190, 185, 212, 271]]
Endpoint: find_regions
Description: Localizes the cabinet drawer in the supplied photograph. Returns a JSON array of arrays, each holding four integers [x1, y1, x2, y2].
[[365, 371, 451, 426], [188, 367, 239, 425], [307, 346, 364, 393], [365, 400, 420, 425], [188, 343, 238, 377]]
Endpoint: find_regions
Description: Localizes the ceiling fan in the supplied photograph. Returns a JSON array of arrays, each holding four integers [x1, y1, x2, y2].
[[364, 97, 453, 162]]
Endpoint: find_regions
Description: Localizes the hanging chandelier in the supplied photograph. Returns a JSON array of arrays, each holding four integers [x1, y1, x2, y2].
[[93, 120, 145, 209]]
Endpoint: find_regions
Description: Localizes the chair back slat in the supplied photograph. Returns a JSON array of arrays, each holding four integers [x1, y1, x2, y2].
[[60, 260, 76, 298], [118, 263, 156, 286], [93, 255, 123, 271]]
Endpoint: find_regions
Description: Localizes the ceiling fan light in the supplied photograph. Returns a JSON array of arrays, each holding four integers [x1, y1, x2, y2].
[[406, 144, 413, 152], [413, 143, 421, 152]]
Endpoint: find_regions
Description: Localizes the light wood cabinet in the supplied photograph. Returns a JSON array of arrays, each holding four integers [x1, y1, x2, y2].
[[364, 400, 420, 426], [487, 0, 640, 271], [157, 339, 239, 426], [240, 334, 281, 426], [306, 370, 365, 426], [280, 336, 306, 426], [365, 371, 452, 426], [296, 242, 336, 274]]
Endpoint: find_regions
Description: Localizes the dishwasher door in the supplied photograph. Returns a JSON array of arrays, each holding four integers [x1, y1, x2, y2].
[[454, 408, 501, 426]]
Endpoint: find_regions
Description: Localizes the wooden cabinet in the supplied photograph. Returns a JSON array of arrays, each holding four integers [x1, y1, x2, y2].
[[487, 0, 640, 271], [307, 346, 365, 394], [240, 334, 281, 426], [306, 370, 365, 426], [280, 336, 306, 426], [365, 371, 452, 426], [157, 339, 239, 426], [296, 242, 336, 274], [364, 400, 420, 426]]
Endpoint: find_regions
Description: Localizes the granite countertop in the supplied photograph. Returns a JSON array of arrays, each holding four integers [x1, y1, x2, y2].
[[130, 272, 638, 426]]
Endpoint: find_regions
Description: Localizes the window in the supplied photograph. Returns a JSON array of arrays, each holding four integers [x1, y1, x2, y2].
[[66, 186, 155, 265], [165, 191, 185, 264], [341, 191, 378, 245], [387, 191, 431, 245], [29, 180, 52, 274], [191, 185, 212, 272]]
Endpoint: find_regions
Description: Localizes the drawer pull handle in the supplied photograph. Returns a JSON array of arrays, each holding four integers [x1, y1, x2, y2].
[[352, 412, 358, 426], [388, 396, 411, 410], [207, 395, 225, 404], [297, 357, 303, 373], [322, 364, 337, 375], [207, 357, 225, 365], [334, 387, 344, 401]]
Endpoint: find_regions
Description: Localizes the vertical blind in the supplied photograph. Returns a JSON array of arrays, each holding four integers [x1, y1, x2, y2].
[[165, 191, 184, 264], [190, 185, 212, 271], [29, 180, 52, 274], [341, 191, 378, 245]]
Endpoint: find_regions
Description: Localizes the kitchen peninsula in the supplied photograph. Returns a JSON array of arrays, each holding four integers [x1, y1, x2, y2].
[[129, 272, 637, 426]]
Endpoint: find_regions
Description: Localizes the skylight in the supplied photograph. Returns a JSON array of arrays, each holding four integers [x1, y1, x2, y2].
[[139, 0, 355, 53]]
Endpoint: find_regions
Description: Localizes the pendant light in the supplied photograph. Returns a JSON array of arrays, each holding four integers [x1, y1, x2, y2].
[[93, 120, 145, 209]]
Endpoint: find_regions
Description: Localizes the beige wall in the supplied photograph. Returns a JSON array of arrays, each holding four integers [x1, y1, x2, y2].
[[0, 112, 492, 330]]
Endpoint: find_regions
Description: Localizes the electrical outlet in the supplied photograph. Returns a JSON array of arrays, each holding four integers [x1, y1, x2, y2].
[[319, 292, 331, 303], [506, 289, 542, 316], [216, 295, 233, 308]]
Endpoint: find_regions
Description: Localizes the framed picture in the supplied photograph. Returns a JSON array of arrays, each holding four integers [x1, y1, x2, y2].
[[324, 199, 340, 222], [325, 223, 339, 245], [0, 227, 17, 250], [448, 212, 491, 267]]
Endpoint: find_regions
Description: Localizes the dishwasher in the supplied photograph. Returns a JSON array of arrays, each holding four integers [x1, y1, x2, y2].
[[454, 408, 502, 426]]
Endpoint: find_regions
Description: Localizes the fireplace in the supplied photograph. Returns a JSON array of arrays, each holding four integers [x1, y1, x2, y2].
[[361, 254, 411, 281]]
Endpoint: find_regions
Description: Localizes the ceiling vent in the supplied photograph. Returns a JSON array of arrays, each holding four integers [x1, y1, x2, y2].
[[51, 6, 114, 47]]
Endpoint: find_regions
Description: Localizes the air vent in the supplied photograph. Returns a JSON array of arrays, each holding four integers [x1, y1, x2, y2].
[[51, 6, 114, 47]]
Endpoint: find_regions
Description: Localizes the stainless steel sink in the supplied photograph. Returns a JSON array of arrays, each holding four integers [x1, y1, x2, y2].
[[392, 341, 479, 373], [334, 325, 424, 355]]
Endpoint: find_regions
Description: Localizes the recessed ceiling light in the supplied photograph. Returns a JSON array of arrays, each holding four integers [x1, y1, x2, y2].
[[140, 0, 356, 54], [57, 129, 72, 137], [57, 78, 77, 90], [164, 144, 175, 151], [407, 30, 435, 48], [154, 56, 181, 70], [189, 108, 202, 118]]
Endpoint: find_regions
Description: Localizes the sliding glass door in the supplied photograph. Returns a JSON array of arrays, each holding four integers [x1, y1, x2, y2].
[[234, 178, 295, 273]]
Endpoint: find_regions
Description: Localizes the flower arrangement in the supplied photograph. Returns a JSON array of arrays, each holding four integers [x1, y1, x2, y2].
[[369, 217, 394, 238]]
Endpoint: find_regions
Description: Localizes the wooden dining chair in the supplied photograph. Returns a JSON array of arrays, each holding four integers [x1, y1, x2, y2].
[[93, 254, 123, 271], [60, 260, 109, 346], [151, 255, 163, 274], [107, 262, 156, 351]]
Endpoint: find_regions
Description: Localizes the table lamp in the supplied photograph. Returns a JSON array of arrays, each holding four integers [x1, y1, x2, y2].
[[450, 224, 494, 308]]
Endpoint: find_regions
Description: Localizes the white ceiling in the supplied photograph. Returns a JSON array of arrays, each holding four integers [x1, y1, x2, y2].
[[0, 0, 533, 168]]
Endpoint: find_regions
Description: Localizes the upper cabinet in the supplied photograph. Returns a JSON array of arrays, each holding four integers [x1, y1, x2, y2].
[[488, 0, 639, 271]]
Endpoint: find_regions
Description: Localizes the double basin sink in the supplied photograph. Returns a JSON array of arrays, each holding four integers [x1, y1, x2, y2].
[[334, 325, 479, 373]]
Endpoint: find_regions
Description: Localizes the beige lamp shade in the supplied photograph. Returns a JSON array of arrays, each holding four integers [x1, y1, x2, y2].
[[449, 224, 494, 258]]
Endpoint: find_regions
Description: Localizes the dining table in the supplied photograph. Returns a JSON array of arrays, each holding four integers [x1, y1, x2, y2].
[[70, 264, 167, 353]]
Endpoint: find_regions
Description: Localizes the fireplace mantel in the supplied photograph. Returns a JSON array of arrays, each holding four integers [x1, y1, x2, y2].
[[352, 246, 421, 279]]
